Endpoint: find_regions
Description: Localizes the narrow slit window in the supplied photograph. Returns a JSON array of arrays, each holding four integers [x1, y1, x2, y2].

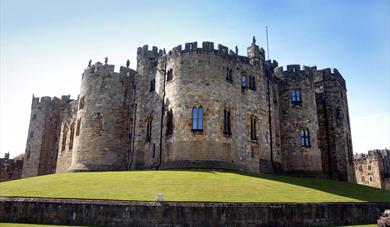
[[61, 127, 68, 151], [146, 117, 152, 142], [226, 68, 233, 83], [166, 109, 173, 135], [69, 123, 75, 149], [150, 79, 155, 92], [250, 117, 257, 140], [249, 76, 256, 90], [223, 109, 231, 135], [167, 69, 173, 81]]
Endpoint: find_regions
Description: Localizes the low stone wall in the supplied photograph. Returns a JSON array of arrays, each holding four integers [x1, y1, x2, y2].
[[1, 197, 389, 226]]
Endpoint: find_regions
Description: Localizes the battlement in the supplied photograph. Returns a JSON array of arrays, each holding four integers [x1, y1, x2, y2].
[[137, 45, 164, 59], [354, 149, 390, 162], [31, 95, 71, 109], [165, 41, 265, 65], [313, 68, 346, 90], [84, 62, 136, 77]]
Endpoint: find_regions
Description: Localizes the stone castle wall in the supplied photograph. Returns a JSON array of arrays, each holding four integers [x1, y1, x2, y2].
[[354, 149, 390, 190], [1, 197, 389, 226], [19, 39, 355, 182], [56, 99, 78, 173], [0, 154, 23, 182]]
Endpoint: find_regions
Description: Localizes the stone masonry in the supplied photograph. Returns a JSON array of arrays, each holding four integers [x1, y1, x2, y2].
[[0, 153, 23, 182], [19, 38, 355, 182], [354, 149, 390, 190]]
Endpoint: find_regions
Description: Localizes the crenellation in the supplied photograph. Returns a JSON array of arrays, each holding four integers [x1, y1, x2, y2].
[[218, 44, 228, 54], [184, 42, 197, 51], [286, 64, 301, 72], [18, 38, 355, 184], [202, 41, 214, 51]]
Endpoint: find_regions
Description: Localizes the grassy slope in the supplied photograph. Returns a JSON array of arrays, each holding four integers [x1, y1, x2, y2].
[[0, 170, 389, 202]]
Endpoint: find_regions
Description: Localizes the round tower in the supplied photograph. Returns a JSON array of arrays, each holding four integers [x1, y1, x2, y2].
[[69, 62, 130, 172], [154, 41, 271, 173]]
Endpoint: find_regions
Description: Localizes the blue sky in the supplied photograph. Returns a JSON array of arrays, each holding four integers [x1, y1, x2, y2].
[[0, 0, 389, 157]]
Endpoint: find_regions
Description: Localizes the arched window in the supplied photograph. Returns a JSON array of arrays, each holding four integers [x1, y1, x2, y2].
[[241, 74, 247, 90], [292, 89, 301, 104], [223, 109, 231, 135], [150, 79, 155, 92], [166, 109, 173, 135], [250, 116, 257, 140], [300, 128, 310, 147], [192, 106, 203, 131]]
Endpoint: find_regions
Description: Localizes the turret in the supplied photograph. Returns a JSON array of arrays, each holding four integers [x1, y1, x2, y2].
[[68, 62, 134, 172]]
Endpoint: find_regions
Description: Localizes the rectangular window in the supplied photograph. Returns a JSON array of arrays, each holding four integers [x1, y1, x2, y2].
[[300, 128, 310, 147], [292, 89, 301, 104]]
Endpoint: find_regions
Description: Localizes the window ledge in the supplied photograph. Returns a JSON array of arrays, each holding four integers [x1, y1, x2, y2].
[[223, 132, 232, 136], [191, 129, 203, 133]]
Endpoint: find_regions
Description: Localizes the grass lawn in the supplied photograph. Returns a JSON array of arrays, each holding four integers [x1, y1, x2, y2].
[[0, 170, 389, 202]]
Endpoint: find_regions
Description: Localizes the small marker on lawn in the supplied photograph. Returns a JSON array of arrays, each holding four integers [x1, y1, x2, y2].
[[156, 193, 164, 202]]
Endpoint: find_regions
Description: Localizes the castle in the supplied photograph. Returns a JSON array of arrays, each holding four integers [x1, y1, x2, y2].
[[20, 39, 356, 182], [354, 149, 390, 190]]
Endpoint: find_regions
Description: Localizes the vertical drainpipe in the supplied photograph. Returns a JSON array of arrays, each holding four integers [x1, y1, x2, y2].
[[157, 56, 167, 170], [266, 62, 275, 172]]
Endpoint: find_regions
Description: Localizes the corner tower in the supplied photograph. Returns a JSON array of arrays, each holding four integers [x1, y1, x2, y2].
[[22, 95, 70, 178], [314, 68, 355, 182]]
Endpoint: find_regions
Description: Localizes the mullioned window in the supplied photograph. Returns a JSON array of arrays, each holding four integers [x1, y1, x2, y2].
[[192, 106, 203, 131]]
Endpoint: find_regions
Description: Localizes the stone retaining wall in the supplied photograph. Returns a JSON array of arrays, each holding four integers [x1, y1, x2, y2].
[[0, 197, 389, 226]]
